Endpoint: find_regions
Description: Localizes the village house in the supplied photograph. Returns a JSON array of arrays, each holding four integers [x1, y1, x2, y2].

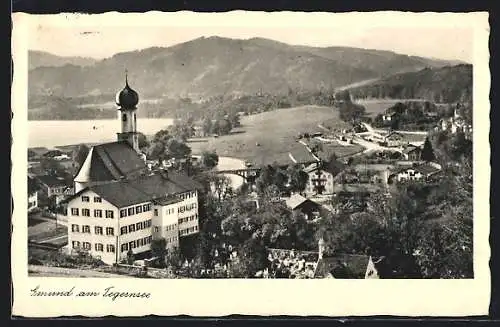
[[63, 74, 202, 265], [382, 111, 398, 122], [28, 177, 38, 213], [303, 161, 339, 196], [401, 145, 422, 161], [389, 162, 442, 183], [382, 131, 407, 148], [35, 175, 69, 199], [284, 194, 323, 220]]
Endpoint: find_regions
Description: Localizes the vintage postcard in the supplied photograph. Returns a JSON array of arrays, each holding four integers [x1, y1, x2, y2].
[[12, 11, 490, 317]]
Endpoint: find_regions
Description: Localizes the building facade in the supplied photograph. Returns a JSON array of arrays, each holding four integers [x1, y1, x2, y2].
[[303, 162, 336, 196]]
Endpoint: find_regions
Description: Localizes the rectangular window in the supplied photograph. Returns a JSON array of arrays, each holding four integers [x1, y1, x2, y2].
[[154, 226, 159, 233], [71, 224, 79, 232], [83, 242, 91, 250], [71, 208, 79, 216], [136, 222, 141, 230], [128, 207, 135, 216], [82, 209, 90, 217], [106, 244, 115, 253], [94, 196, 102, 203], [82, 225, 91, 233], [148, 220, 152, 227], [72, 241, 80, 249], [147, 236, 152, 243], [81, 196, 90, 202], [120, 226, 128, 235], [139, 238, 144, 246], [94, 209, 102, 218], [128, 224, 136, 233], [129, 241, 135, 249], [94, 226, 103, 235], [154, 209, 158, 216], [105, 210, 114, 218], [136, 205, 143, 214], [121, 244, 128, 252], [142, 204, 148, 212], [120, 209, 127, 218], [95, 243, 104, 252], [106, 227, 114, 236]]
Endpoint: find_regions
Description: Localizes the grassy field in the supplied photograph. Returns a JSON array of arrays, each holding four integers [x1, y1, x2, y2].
[[189, 105, 358, 166]]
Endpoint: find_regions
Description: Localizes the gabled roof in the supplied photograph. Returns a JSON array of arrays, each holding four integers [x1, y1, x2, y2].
[[285, 194, 309, 210], [384, 131, 405, 140], [314, 254, 371, 279], [74, 141, 148, 183], [402, 145, 421, 154], [65, 170, 202, 208], [395, 162, 441, 176], [35, 175, 68, 188]]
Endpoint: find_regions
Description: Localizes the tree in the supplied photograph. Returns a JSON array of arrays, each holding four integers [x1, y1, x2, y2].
[[151, 238, 167, 267], [228, 237, 268, 278], [201, 150, 219, 169], [137, 132, 150, 150], [390, 117, 400, 131], [286, 164, 309, 192], [228, 113, 241, 128], [165, 247, 182, 271], [421, 137, 436, 162], [169, 119, 192, 142]]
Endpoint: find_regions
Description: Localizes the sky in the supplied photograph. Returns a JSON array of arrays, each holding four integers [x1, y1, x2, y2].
[[26, 13, 477, 63]]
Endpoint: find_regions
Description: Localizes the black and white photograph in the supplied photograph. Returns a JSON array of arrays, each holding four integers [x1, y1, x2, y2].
[[12, 11, 490, 317]]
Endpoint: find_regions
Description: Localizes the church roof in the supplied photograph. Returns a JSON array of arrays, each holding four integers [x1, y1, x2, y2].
[[74, 141, 148, 183]]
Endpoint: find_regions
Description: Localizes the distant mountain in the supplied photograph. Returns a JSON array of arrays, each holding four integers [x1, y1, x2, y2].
[[347, 64, 473, 103], [29, 51, 97, 70], [28, 36, 461, 100]]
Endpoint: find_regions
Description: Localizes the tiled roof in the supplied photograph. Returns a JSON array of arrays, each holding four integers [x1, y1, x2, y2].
[[314, 254, 371, 278], [35, 175, 68, 188], [66, 170, 201, 208], [153, 196, 182, 206], [74, 141, 148, 183], [89, 181, 153, 208], [285, 194, 309, 210]]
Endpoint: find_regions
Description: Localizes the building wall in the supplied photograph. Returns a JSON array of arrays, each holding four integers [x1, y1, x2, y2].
[[396, 169, 423, 182], [67, 190, 121, 265], [28, 191, 38, 212], [152, 202, 180, 250], [117, 201, 154, 262], [177, 190, 200, 237], [305, 169, 334, 196]]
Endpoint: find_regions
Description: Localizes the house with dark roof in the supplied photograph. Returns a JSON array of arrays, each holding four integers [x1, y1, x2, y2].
[[284, 194, 323, 220], [64, 75, 203, 265], [35, 175, 69, 198]]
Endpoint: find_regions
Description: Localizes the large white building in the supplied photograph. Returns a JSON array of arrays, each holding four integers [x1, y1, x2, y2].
[[64, 74, 202, 265]]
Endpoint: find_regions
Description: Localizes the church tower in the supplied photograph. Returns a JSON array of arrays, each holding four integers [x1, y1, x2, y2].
[[116, 70, 140, 152]]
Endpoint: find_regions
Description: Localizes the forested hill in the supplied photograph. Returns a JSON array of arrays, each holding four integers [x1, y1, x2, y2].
[[29, 36, 460, 99], [347, 64, 473, 103]]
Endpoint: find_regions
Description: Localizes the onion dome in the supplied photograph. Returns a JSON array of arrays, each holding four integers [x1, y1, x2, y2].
[[116, 71, 139, 109]]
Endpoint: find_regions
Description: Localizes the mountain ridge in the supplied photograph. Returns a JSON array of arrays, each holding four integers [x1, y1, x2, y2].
[[28, 36, 464, 100]]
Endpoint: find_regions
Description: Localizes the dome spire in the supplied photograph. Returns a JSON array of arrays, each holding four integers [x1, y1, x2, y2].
[[125, 69, 129, 87]]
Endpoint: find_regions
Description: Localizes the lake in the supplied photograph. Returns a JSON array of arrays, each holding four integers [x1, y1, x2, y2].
[[28, 118, 174, 148]]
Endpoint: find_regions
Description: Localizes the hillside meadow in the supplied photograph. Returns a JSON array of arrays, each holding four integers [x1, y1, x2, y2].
[[188, 105, 362, 166]]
